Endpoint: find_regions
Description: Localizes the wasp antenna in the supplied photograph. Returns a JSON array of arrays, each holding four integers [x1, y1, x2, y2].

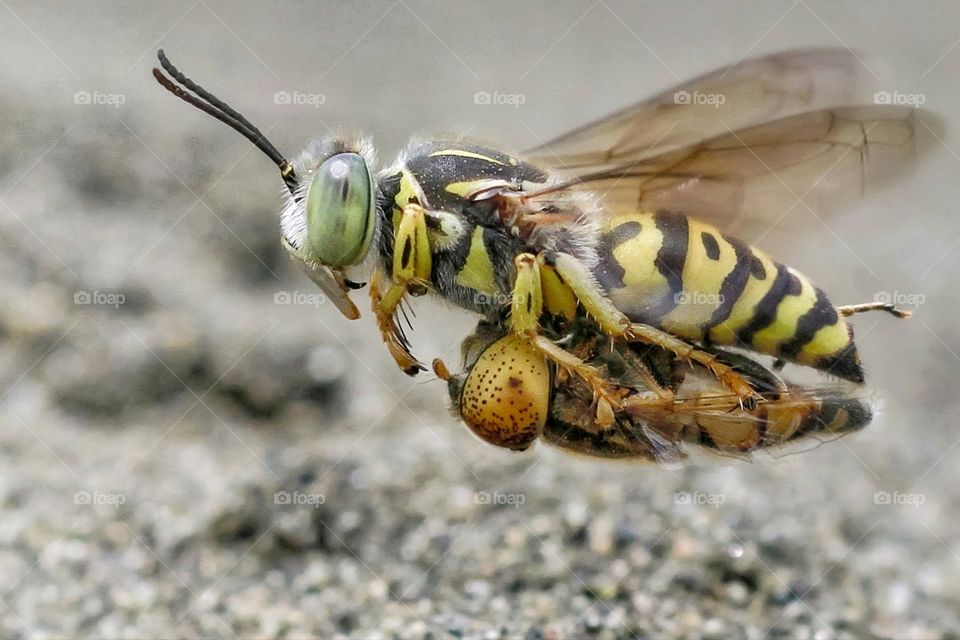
[[151, 68, 259, 144], [157, 50, 270, 146], [152, 49, 297, 193]]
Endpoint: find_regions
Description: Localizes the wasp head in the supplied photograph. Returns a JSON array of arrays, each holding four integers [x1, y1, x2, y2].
[[152, 50, 378, 319]]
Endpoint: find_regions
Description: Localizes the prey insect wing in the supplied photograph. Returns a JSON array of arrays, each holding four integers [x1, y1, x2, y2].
[[545, 329, 874, 461]]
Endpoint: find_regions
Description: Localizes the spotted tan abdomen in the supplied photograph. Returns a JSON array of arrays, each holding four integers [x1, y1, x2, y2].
[[458, 334, 550, 450]]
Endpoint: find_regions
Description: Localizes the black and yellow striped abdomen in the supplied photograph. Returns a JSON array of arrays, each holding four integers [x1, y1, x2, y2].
[[594, 211, 864, 382]]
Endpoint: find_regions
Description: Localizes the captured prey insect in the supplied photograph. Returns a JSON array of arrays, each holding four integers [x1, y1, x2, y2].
[[431, 317, 873, 460], [152, 48, 923, 441]]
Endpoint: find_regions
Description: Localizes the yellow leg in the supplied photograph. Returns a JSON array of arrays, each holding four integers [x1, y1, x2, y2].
[[538, 255, 578, 322], [549, 252, 763, 409], [624, 324, 762, 409], [392, 203, 433, 294], [510, 253, 625, 425], [510, 254, 543, 334], [529, 335, 623, 426], [371, 203, 434, 375], [371, 269, 423, 375], [612, 338, 677, 404]]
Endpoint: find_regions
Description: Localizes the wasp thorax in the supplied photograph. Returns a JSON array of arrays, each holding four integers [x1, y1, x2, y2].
[[305, 152, 376, 267], [458, 334, 550, 451]]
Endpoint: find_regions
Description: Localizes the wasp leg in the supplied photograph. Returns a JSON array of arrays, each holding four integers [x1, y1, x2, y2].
[[371, 203, 433, 375], [549, 252, 763, 411], [538, 256, 578, 322], [613, 340, 677, 404], [837, 302, 912, 319], [370, 269, 422, 374], [531, 335, 625, 426], [510, 253, 625, 426], [392, 203, 433, 296], [626, 324, 764, 410]]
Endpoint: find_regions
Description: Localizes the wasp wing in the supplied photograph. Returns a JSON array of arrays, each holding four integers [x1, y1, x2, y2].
[[557, 106, 919, 232], [527, 48, 866, 171], [525, 49, 933, 232]]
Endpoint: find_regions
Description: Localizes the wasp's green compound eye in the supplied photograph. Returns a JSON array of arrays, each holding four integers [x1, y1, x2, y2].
[[306, 153, 376, 267]]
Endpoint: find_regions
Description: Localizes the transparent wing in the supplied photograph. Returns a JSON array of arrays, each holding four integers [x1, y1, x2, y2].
[[545, 379, 873, 463], [523, 49, 930, 232], [561, 106, 919, 231], [645, 384, 874, 458], [527, 48, 866, 170]]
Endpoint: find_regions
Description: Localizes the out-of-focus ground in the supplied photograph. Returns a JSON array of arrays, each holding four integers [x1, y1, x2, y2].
[[1, 2, 959, 638]]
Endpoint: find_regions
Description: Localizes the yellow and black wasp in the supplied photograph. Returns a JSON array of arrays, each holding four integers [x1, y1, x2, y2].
[[153, 48, 924, 454]]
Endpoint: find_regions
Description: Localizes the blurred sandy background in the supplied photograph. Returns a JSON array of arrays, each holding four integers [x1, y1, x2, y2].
[[1, 1, 959, 638]]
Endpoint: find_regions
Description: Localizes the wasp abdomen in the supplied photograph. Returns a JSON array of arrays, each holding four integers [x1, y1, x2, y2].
[[595, 211, 863, 382]]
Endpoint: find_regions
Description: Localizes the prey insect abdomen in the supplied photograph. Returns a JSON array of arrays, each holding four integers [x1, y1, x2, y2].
[[666, 388, 873, 453], [594, 211, 863, 382]]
